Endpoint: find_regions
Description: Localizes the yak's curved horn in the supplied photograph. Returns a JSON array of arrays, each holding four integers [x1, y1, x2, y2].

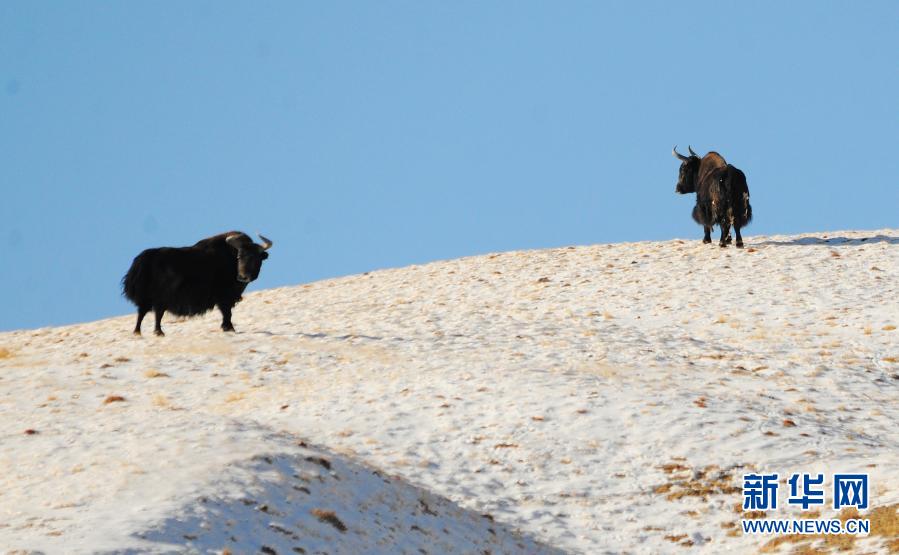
[[672, 145, 689, 162], [225, 234, 245, 248], [257, 233, 273, 250], [688, 145, 698, 157]]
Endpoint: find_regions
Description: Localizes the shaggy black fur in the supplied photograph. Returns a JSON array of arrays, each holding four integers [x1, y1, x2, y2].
[[122, 231, 270, 336]]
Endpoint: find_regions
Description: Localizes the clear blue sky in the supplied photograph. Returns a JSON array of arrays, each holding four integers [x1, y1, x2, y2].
[[1, 2, 897, 331]]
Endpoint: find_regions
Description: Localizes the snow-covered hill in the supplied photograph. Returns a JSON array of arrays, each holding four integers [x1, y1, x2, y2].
[[2, 230, 898, 554]]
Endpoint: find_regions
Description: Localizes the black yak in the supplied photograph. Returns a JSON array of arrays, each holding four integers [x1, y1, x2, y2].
[[122, 231, 272, 336], [673, 146, 752, 248]]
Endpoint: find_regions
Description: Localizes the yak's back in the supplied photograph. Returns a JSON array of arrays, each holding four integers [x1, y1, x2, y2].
[[698, 151, 727, 185], [121, 246, 224, 316]]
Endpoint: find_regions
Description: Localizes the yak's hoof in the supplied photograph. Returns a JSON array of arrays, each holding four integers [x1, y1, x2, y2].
[[154, 329, 165, 337], [719, 242, 728, 248], [222, 326, 235, 333], [133, 330, 142, 336], [702, 238, 712, 244], [725, 235, 733, 245], [736, 241, 744, 248]]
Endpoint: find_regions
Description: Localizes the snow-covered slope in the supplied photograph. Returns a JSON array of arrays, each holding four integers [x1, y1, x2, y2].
[[1, 230, 898, 554]]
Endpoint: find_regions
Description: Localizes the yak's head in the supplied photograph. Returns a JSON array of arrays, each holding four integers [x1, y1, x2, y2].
[[226, 233, 273, 283], [672, 145, 701, 194]]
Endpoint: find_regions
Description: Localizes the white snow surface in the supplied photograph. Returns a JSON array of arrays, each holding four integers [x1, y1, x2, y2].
[[1, 230, 898, 554]]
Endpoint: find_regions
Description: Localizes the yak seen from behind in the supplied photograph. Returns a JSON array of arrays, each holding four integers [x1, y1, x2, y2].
[[122, 231, 272, 336], [673, 146, 752, 247]]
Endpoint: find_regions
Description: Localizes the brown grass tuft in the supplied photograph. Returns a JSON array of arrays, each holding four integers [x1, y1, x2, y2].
[[663, 533, 694, 547], [311, 508, 347, 532], [103, 395, 126, 404], [143, 369, 169, 378], [661, 463, 690, 474], [0, 347, 12, 359], [883, 325, 897, 331]]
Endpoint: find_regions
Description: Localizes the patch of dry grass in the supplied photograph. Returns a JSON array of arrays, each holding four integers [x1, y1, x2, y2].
[[103, 395, 126, 404], [225, 391, 247, 403], [653, 462, 741, 501], [663, 533, 694, 547], [759, 504, 898, 553], [143, 369, 169, 378], [0, 347, 12, 359]]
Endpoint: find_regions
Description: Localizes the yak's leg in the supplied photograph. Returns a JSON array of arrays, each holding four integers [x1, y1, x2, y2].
[[219, 304, 235, 332], [702, 226, 712, 244], [133, 306, 150, 335], [718, 223, 731, 248], [725, 233, 733, 245], [734, 226, 744, 248], [153, 307, 166, 336]]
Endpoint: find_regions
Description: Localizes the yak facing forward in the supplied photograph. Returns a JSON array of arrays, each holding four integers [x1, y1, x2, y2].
[[673, 146, 752, 248], [122, 232, 272, 336]]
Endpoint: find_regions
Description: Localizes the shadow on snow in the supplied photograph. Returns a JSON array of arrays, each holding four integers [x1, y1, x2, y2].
[[107, 432, 563, 555], [754, 234, 899, 247]]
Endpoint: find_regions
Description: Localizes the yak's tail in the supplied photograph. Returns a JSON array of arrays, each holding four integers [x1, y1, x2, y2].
[[122, 252, 148, 305], [736, 172, 752, 226]]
